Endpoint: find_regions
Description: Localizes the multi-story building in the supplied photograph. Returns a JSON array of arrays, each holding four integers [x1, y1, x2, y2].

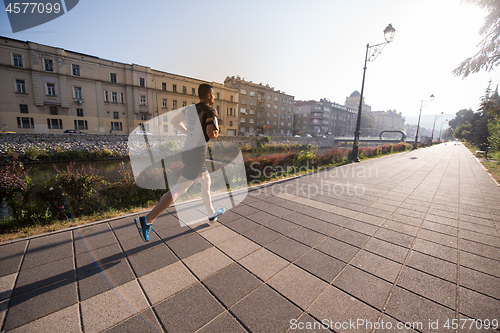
[[0, 36, 239, 135], [369, 110, 405, 138], [294, 99, 357, 137], [224, 76, 294, 136], [345, 90, 371, 113]]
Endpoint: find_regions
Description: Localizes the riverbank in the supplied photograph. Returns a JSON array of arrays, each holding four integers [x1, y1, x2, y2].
[[0, 133, 332, 165]]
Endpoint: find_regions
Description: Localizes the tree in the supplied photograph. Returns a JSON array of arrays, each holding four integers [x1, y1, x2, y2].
[[452, 0, 500, 78]]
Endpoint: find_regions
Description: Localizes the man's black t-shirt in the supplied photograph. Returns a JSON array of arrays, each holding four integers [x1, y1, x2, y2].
[[195, 102, 216, 142]]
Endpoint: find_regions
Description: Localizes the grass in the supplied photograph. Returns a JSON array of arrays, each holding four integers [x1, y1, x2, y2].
[[463, 142, 500, 185]]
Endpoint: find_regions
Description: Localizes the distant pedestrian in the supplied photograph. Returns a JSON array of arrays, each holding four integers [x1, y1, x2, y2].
[[134, 83, 225, 242]]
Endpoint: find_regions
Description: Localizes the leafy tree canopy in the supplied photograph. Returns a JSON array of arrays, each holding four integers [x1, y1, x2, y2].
[[453, 0, 500, 78]]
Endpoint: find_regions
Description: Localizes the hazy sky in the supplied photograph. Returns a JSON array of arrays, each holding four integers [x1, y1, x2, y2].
[[1, 0, 498, 120]]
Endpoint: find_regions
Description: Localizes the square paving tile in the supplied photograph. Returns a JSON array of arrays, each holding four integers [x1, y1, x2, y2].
[[217, 235, 261, 261], [199, 225, 239, 245], [406, 250, 456, 283], [268, 264, 328, 309], [3, 276, 78, 331], [154, 283, 224, 333], [6, 304, 81, 333], [139, 261, 197, 305], [374, 228, 414, 248], [344, 219, 380, 236], [224, 217, 260, 234], [282, 211, 314, 225], [231, 204, 260, 217], [77, 258, 135, 301], [397, 266, 456, 309], [331, 227, 371, 248], [265, 236, 310, 262], [316, 237, 360, 263], [295, 249, 345, 283], [196, 311, 247, 333], [243, 226, 282, 246], [73, 223, 117, 254], [0, 273, 16, 301], [383, 220, 419, 237], [417, 229, 457, 248], [231, 284, 302, 333], [167, 233, 212, 259], [13, 256, 74, 297], [459, 266, 500, 300], [287, 227, 327, 247], [303, 219, 340, 236], [203, 263, 262, 308], [103, 308, 163, 333], [81, 280, 149, 333], [317, 212, 350, 225], [459, 251, 500, 277], [238, 248, 289, 281], [0, 241, 27, 277], [183, 247, 233, 280], [459, 287, 500, 321], [333, 265, 393, 310], [21, 232, 73, 270], [264, 205, 293, 218], [155, 224, 195, 243], [363, 238, 410, 263], [412, 238, 457, 263], [308, 285, 380, 333], [350, 250, 402, 283], [127, 244, 178, 277], [385, 286, 456, 332], [265, 218, 300, 235], [246, 210, 278, 225], [460, 239, 500, 261], [75, 242, 125, 274]]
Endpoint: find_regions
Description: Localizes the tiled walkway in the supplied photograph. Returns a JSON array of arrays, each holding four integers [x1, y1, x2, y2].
[[1, 143, 499, 332]]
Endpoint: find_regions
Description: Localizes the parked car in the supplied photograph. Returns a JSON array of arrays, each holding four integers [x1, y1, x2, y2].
[[133, 130, 153, 135], [293, 135, 300, 137], [305, 134, 312, 137], [64, 129, 84, 134]]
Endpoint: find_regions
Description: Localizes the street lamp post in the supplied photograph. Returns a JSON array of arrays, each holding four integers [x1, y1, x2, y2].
[[438, 119, 447, 143], [430, 112, 444, 143], [351, 24, 396, 162], [413, 94, 434, 149]]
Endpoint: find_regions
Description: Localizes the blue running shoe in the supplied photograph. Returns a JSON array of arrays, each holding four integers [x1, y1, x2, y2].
[[208, 208, 225, 223], [135, 216, 153, 242]]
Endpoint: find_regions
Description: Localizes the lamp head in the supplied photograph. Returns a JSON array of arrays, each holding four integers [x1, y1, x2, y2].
[[430, 94, 435, 101], [384, 24, 396, 42]]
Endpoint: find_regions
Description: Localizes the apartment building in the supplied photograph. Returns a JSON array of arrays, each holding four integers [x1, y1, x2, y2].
[[224, 76, 294, 136], [294, 99, 357, 137], [369, 110, 405, 138], [0, 36, 238, 135], [345, 90, 372, 113]]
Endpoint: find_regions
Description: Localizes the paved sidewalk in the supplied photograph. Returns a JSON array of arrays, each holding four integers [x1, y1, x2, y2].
[[1, 143, 499, 333]]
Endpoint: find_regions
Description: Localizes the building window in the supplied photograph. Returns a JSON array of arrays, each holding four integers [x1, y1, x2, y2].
[[163, 124, 169, 132], [112, 92, 118, 103], [249, 119, 255, 124], [249, 101, 255, 106], [163, 115, 168, 122], [74, 87, 82, 99], [249, 109, 255, 114], [241, 117, 246, 123], [77, 108, 83, 117], [217, 92, 220, 100], [249, 91, 255, 97], [139, 78, 145, 87], [162, 82, 167, 91], [113, 111, 119, 119], [274, 96, 279, 102], [241, 99, 246, 105], [281, 121, 285, 126], [274, 113, 278, 118], [141, 114, 147, 121], [140, 95, 146, 106], [241, 89, 246, 95], [192, 88, 196, 95], [50, 107, 58, 115], [17, 117, 34, 128], [229, 121, 233, 126], [16, 79, 26, 93], [121, 93, 125, 103], [182, 86, 187, 94], [273, 121, 277, 125], [162, 99, 168, 108], [19, 104, 28, 113], [182, 101, 187, 107], [46, 83, 56, 96], [13, 54, 23, 67], [172, 100, 177, 109], [74, 119, 88, 130], [240, 108, 246, 114], [111, 122, 123, 131], [72, 64, 80, 76], [110, 73, 117, 83], [240, 127, 245, 132], [44, 59, 53, 71], [172, 84, 177, 92], [47, 119, 62, 129], [217, 106, 220, 114], [230, 95, 234, 102], [104, 91, 109, 102]]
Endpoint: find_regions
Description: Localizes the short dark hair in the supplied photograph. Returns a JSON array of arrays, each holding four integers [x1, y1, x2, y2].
[[198, 83, 213, 99]]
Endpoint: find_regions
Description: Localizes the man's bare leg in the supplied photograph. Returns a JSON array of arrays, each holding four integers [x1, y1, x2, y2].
[[200, 171, 215, 216], [145, 176, 194, 223]]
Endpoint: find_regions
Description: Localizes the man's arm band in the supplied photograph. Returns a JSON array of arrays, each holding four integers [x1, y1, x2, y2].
[[206, 121, 215, 126]]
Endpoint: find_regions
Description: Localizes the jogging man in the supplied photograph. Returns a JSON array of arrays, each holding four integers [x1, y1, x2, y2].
[[134, 83, 225, 242]]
